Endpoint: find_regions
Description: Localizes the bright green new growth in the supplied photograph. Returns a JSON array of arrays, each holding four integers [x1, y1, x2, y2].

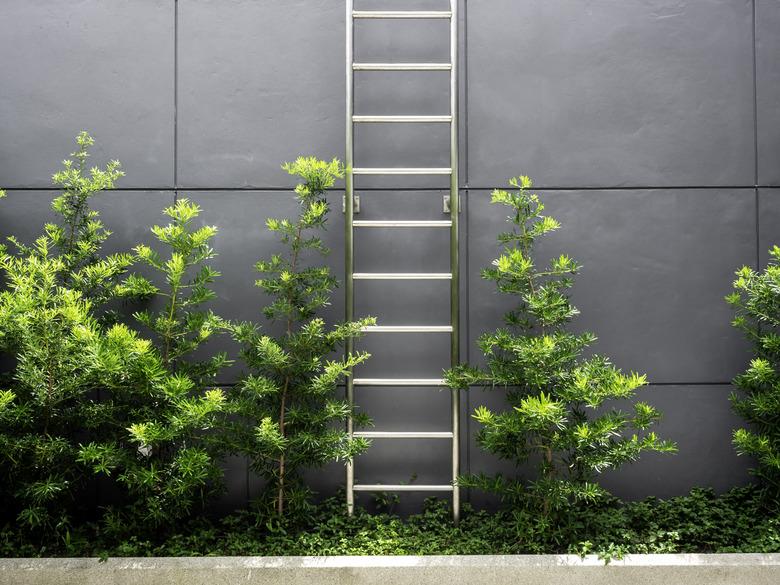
[[49, 132, 123, 265], [727, 246, 780, 499], [123, 198, 230, 383], [447, 176, 675, 515], [9, 132, 131, 306], [0, 133, 145, 535], [231, 157, 374, 517], [80, 199, 230, 528]]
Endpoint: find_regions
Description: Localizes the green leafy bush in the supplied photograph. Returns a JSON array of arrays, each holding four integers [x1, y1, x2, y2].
[[230, 157, 374, 517], [80, 199, 229, 530], [446, 176, 675, 516], [727, 246, 780, 500], [0, 133, 141, 536], [0, 250, 123, 534]]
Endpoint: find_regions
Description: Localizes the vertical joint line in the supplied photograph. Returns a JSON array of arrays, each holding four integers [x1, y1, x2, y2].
[[752, 0, 758, 188], [173, 0, 179, 195], [463, 0, 468, 189], [752, 0, 760, 271]]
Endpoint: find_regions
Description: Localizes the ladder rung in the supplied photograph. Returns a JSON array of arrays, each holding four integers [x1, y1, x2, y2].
[[353, 273, 451, 280], [353, 115, 451, 123], [353, 484, 454, 492], [352, 10, 452, 19], [361, 325, 453, 333], [352, 167, 452, 175], [353, 220, 452, 228], [353, 378, 445, 386], [354, 431, 454, 439], [353, 63, 452, 71]]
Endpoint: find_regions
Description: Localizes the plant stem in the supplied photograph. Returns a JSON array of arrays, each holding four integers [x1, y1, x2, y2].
[[277, 377, 288, 516], [276, 218, 305, 516], [164, 268, 181, 368]]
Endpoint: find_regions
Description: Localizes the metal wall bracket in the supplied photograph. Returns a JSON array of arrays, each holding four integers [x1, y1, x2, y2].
[[443, 194, 460, 214], [342, 194, 360, 214]]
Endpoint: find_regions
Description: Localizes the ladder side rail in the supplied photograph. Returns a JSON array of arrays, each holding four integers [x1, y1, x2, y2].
[[449, 0, 461, 524], [345, 0, 356, 517]]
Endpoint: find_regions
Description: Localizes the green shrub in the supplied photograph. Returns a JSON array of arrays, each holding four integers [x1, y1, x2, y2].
[[727, 245, 780, 500], [0, 249, 156, 535], [230, 157, 374, 517], [0, 133, 142, 537], [80, 199, 229, 530], [446, 176, 675, 516]]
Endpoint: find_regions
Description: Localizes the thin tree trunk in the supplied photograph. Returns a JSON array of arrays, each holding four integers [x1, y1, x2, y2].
[[277, 377, 289, 516]]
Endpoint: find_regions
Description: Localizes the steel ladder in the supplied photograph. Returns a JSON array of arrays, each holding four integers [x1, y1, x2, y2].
[[344, 1, 460, 521]]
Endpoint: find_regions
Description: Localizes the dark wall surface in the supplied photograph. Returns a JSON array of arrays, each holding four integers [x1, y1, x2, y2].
[[1, 0, 778, 512]]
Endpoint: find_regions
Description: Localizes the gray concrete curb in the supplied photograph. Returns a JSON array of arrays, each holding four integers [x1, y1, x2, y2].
[[2, 554, 780, 585]]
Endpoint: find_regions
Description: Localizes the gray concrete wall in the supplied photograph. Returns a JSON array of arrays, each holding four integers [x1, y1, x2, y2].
[[1, 0, 778, 512]]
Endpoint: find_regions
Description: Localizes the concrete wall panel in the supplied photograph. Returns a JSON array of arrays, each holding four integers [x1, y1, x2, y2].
[[467, 0, 755, 188], [0, 0, 174, 188]]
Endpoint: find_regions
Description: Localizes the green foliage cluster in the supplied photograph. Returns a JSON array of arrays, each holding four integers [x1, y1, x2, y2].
[[229, 157, 374, 516], [1, 487, 778, 559], [0, 248, 142, 533], [0, 135, 139, 537], [127, 199, 230, 382], [728, 246, 780, 499], [78, 199, 229, 529], [0, 134, 370, 544], [10, 131, 130, 306], [447, 176, 675, 515]]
